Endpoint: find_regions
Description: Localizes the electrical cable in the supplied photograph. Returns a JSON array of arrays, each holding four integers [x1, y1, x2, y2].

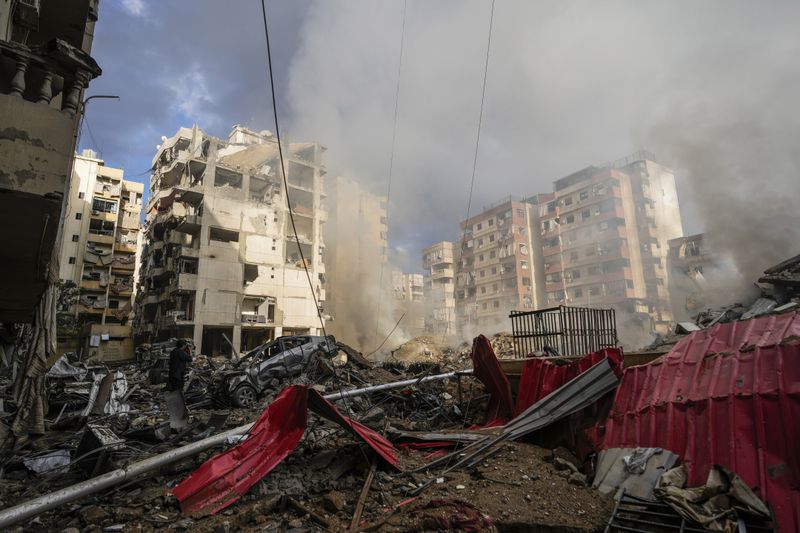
[[259, 0, 326, 337], [372, 0, 408, 352], [259, 2, 371, 458], [455, 0, 496, 329], [365, 312, 405, 359]]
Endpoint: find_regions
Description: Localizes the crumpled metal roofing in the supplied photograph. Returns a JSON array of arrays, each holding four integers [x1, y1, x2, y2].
[[603, 311, 800, 532]]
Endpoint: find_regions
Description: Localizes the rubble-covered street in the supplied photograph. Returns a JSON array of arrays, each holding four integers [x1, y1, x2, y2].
[[2, 1, 800, 532]]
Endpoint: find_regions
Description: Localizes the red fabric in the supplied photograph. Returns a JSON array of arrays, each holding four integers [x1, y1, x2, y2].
[[471, 335, 514, 425], [174, 385, 399, 516], [514, 348, 623, 416], [603, 311, 800, 533]]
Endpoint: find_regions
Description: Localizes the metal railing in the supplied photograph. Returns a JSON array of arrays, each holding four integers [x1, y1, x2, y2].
[[509, 305, 618, 358]]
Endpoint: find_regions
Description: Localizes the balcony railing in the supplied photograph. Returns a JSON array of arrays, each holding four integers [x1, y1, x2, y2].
[[0, 38, 101, 113]]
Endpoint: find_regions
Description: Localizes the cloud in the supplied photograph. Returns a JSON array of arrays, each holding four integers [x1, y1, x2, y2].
[[119, 0, 145, 17], [167, 66, 219, 127]]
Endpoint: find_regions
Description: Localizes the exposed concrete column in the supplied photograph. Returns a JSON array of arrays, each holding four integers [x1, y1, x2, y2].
[[274, 326, 283, 338], [192, 322, 203, 352], [231, 324, 242, 354]]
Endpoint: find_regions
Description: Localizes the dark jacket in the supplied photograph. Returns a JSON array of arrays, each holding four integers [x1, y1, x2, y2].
[[168, 346, 192, 389]]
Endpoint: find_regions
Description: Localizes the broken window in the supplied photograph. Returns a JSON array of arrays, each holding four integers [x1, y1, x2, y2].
[[72, 234, 79, 242], [214, 167, 243, 189], [88, 219, 115, 236], [76, 213, 82, 220], [92, 198, 117, 214], [244, 264, 259, 284], [180, 258, 199, 274], [209, 227, 239, 243], [69, 257, 76, 264], [288, 162, 315, 189]]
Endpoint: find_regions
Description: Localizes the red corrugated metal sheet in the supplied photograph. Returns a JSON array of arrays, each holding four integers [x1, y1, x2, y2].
[[514, 348, 623, 416], [603, 311, 800, 532], [472, 335, 514, 425], [174, 385, 398, 516]]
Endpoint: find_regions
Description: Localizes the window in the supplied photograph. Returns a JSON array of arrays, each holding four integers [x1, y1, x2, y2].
[[209, 227, 240, 243], [571, 269, 581, 279], [520, 260, 529, 270], [581, 210, 590, 220], [570, 251, 579, 262], [586, 247, 595, 257], [565, 214, 574, 224], [547, 202, 556, 213], [481, 286, 486, 294], [488, 218, 494, 226], [71, 234, 79, 242], [491, 267, 497, 275], [589, 287, 600, 296], [493, 301, 500, 309], [489, 234, 495, 242], [479, 254, 484, 262], [492, 283, 498, 292], [490, 250, 497, 259], [480, 270, 485, 278], [626, 279, 634, 289], [68, 257, 76, 264], [477, 238, 484, 247], [482, 302, 488, 310], [599, 221, 609, 231], [75, 213, 82, 220], [477, 223, 482, 231], [522, 277, 531, 287], [564, 196, 573, 206], [579, 191, 588, 201], [588, 265, 600, 276], [574, 288, 583, 298], [516, 208, 525, 217], [78, 192, 85, 199]]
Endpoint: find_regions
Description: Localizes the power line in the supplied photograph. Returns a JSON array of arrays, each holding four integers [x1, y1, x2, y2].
[[455, 0, 496, 328], [372, 0, 408, 351], [259, 0, 326, 337]]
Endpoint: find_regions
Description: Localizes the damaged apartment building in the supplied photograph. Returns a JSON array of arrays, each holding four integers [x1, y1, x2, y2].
[[452, 151, 683, 337], [538, 151, 683, 334], [0, 0, 103, 444], [422, 241, 457, 337], [56, 150, 143, 361], [134, 125, 327, 356]]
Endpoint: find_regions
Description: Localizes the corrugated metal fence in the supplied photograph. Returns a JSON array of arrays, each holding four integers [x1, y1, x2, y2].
[[509, 305, 618, 358]]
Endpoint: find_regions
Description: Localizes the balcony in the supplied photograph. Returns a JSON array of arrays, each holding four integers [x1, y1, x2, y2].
[[175, 214, 202, 234], [79, 279, 104, 291], [86, 232, 114, 245], [90, 210, 117, 222], [169, 273, 197, 293], [162, 310, 193, 327], [115, 242, 137, 254], [241, 314, 271, 326]]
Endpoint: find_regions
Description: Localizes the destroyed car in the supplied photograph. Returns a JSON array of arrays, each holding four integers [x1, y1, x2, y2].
[[212, 335, 338, 407]]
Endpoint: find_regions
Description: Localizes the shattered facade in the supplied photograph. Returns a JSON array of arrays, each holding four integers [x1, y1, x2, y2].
[[667, 233, 718, 320], [539, 152, 683, 335], [392, 270, 425, 335], [57, 150, 142, 361], [455, 198, 546, 333], [134, 125, 327, 356], [422, 240, 456, 337]]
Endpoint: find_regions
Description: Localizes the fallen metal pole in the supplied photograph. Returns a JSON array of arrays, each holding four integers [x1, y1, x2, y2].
[[0, 369, 471, 527], [323, 370, 472, 401]]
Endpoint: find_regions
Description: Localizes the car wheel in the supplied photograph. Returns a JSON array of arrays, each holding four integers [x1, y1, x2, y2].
[[232, 384, 258, 408]]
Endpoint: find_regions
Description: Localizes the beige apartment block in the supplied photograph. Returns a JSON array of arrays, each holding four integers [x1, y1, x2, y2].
[[667, 233, 718, 320], [57, 150, 143, 360], [422, 241, 456, 337], [539, 151, 684, 334], [455, 198, 546, 333], [134, 125, 327, 356]]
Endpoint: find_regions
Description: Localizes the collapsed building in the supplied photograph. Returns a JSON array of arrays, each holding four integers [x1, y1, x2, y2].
[[0, 0, 103, 445], [134, 125, 327, 356], [56, 150, 143, 362]]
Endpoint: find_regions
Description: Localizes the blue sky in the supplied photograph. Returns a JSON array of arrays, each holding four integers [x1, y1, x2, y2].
[[82, 1, 800, 274]]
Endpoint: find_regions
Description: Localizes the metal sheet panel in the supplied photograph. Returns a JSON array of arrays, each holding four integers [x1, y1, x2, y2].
[[603, 311, 800, 532]]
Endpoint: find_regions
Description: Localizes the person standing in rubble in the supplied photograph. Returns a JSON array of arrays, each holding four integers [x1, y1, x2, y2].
[[167, 339, 193, 394]]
